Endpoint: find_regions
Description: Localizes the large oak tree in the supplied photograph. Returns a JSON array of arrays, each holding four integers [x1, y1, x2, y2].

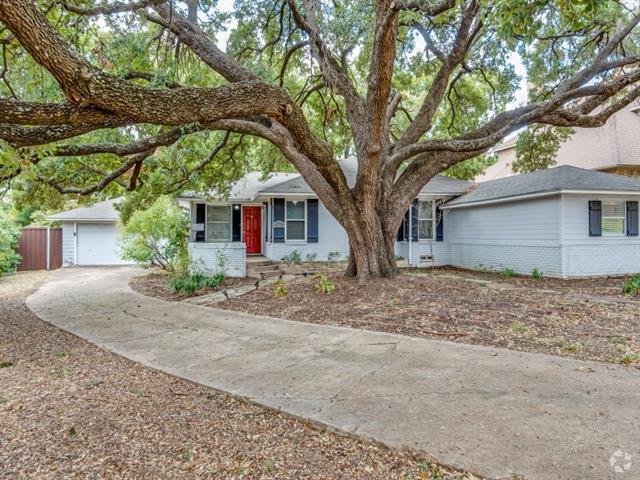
[[0, 0, 639, 282]]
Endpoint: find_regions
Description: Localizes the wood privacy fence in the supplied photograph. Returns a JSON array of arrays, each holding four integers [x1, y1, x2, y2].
[[17, 227, 63, 271]]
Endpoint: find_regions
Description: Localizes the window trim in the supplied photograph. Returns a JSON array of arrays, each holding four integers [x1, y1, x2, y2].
[[417, 200, 435, 241], [601, 200, 626, 237], [285, 199, 307, 243], [205, 204, 233, 242]]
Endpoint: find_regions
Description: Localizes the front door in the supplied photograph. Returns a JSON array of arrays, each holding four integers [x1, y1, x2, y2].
[[243, 206, 262, 254]]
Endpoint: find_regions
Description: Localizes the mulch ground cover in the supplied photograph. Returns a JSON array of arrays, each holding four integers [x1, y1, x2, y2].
[[129, 272, 254, 301], [217, 271, 640, 366], [0, 272, 478, 479]]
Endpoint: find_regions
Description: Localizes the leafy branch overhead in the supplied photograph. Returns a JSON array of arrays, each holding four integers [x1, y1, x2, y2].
[[0, 0, 639, 280]]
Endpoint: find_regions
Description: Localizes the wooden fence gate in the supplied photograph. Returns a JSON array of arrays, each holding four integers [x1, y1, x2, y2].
[[17, 227, 63, 271]]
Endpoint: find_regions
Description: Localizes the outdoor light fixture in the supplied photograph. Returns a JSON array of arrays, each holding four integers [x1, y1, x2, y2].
[[233, 205, 240, 210]]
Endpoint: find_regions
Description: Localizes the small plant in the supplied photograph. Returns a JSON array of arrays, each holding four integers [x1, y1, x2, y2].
[[500, 268, 516, 277], [510, 320, 527, 335], [0, 397, 7, 405], [55, 351, 68, 359], [314, 273, 336, 294], [305, 252, 317, 262], [215, 249, 229, 276], [621, 274, 640, 296], [608, 335, 628, 345], [281, 250, 302, 265], [563, 342, 581, 352], [531, 268, 543, 279], [181, 444, 194, 462], [327, 251, 340, 261], [273, 279, 289, 297], [0, 361, 13, 369], [67, 426, 77, 436], [616, 351, 640, 365]]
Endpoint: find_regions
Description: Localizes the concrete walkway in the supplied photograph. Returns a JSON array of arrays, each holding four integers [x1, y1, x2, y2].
[[27, 267, 639, 480]]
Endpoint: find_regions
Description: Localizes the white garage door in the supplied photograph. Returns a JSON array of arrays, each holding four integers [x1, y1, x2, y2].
[[77, 223, 130, 265]]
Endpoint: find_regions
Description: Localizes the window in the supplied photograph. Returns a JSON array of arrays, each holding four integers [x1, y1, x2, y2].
[[286, 200, 306, 241], [418, 200, 433, 240], [206, 205, 232, 241], [602, 200, 625, 236]]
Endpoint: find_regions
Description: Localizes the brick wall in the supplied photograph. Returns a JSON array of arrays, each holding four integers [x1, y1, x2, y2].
[[188, 242, 246, 277]]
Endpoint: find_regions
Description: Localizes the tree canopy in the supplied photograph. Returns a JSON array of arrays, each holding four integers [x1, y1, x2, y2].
[[0, 0, 638, 280]]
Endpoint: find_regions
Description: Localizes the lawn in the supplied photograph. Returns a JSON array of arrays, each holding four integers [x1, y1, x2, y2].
[[213, 268, 640, 366], [0, 272, 477, 479]]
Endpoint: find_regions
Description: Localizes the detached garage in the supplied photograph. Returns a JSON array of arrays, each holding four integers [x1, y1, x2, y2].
[[48, 199, 133, 266]]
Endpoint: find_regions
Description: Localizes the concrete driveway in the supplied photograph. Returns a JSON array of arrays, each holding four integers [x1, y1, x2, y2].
[[27, 267, 639, 480]]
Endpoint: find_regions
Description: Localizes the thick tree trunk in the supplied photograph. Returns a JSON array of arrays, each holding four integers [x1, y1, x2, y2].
[[342, 199, 400, 284]]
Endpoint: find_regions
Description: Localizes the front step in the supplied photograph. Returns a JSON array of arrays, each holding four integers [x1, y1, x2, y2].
[[247, 268, 282, 279]]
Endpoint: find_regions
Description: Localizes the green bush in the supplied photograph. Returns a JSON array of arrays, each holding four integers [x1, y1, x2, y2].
[[281, 250, 301, 265], [327, 251, 340, 261], [314, 273, 336, 294], [531, 268, 543, 279], [621, 274, 640, 296], [0, 208, 21, 275], [500, 268, 516, 277], [120, 196, 189, 275], [170, 272, 225, 294]]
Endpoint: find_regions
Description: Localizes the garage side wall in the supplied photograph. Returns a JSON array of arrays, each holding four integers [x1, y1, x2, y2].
[[447, 196, 563, 277], [62, 222, 76, 266], [561, 194, 640, 276]]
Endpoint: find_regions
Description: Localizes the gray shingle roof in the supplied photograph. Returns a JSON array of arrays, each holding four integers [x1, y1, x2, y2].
[[259, 158, 473, 196], [447, 166, 640, 207], [180, 172, 299, 201], [48, 199, 121, 222]]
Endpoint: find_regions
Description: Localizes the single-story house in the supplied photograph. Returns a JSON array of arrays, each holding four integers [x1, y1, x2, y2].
[[49, 159, 640, 278]]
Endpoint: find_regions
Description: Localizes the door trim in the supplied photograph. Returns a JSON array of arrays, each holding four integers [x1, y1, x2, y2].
[[243, 206, 262, 254]]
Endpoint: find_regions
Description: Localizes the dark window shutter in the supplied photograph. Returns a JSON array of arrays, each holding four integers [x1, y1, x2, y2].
[[265, 202, 270, 242], [273, 198, 285, 243], [589, 201, 602, 237], [435, 203, 444, 242], [627, 201, 639, 236], [232, 204, 242, 242], [195, 203, 205, 242], [402, 208, 410, 240], [411, 199, 419, 241], [307, 199, 319, 243], [397, 218, 405, 241]]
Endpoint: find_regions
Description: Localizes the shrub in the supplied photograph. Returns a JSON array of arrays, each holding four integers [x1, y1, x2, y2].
[[170, 272, 224, 294], [621, 274, 640, 296], [510, 320, 527, 335], [327, 251, 340, 261], [305, 252, 317, 262], [0, 208, 21, 275], [120, 196, 189, 275], [273, 279, 289, 297], [531, 268, 543, 279], [314, 273, 336, 294], [281, 250, 301, 265], [500, 268, 516, 277]]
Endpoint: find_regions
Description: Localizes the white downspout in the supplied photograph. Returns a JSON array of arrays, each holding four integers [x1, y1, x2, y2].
[[74, 222, 78, 265]]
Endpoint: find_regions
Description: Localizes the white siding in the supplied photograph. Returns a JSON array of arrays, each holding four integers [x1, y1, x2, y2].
[[189, 242, 246, 277], [395, 241, 450, 267], [560, 193, 640, 277], [446, 197, 563, 277], [61, 222, 76, 266], [264, 201, 350, 262]]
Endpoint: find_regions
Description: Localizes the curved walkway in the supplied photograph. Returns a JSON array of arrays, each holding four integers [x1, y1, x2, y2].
[[28, 267, 639, 480]]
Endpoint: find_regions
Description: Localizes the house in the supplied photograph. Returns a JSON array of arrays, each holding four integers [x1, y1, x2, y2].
[[49, 160, 640, 278], [478, 101, 640, 181]]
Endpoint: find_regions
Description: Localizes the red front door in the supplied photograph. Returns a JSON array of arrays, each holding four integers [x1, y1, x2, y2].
[[243, 206, 262, 254]]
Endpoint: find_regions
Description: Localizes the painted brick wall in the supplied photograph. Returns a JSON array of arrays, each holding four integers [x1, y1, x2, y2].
[[188, 243, 246, 277], [446, 196, 564, 277], [264, 201, 350, 262], [561, 194, 640, 277], [395, 241, 450, 267], [61, 222, 75, 266]]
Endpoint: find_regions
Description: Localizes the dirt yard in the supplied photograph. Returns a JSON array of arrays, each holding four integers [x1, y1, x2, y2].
[[217, 270, 640, 366], [0, 272, 477, 480]]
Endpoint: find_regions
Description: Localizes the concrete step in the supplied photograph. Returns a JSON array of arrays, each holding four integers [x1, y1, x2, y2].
[[246, 258, 273, 267], [248, 263, 280, 273], [247, 269, 282, 279]]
